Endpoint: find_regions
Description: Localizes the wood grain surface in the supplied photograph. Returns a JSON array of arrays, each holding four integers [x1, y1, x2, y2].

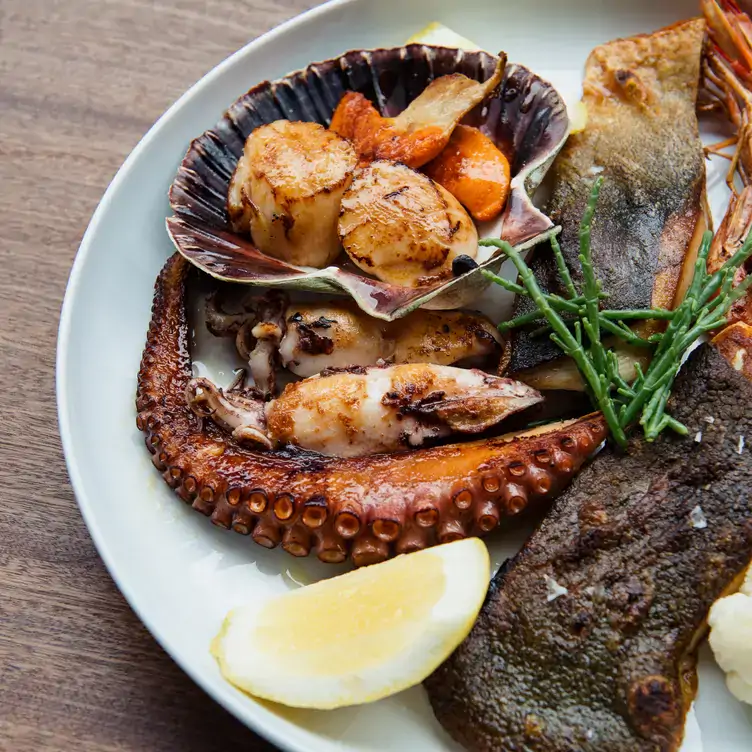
[[0, 2, 320, 749]]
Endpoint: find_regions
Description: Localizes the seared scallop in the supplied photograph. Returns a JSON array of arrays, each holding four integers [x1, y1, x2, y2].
[[228, 120, 357, 268], [337, 161, 478, 287]]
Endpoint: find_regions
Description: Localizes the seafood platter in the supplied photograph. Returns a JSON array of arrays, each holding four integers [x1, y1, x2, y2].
[[59, 0, 752, 750]]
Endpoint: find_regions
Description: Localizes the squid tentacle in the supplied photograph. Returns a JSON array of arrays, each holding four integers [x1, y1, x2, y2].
[[136, 254, 608, 566]]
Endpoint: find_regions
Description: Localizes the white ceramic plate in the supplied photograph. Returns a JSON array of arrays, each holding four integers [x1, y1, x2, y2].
[[57, 0, 752, 749]]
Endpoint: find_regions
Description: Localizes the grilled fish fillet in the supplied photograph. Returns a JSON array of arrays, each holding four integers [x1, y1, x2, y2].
[[509, 19, 708, 388], [426, 344, 752, 751]]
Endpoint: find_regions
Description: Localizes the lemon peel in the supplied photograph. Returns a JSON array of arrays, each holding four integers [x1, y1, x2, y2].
[[212, 538, 490, 709]]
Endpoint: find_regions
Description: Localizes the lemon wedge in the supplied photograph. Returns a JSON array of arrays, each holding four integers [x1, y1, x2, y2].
[[406, 22, 481, 51], [211, 538, 490, 709]]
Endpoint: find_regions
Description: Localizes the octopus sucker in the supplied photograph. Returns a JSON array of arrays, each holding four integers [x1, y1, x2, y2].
[[438, 518, 466, 544], [395, 524, 434, 555], [252, 520, 281, 549], [281, 524, 311, 558], [415, 507, 439, 528], [501, 483, 527, 515], [300, 500, 326, 529], [137, 254, 608, 565], [314, 531, 348, 564], [475, 501, 500, 533], [352, 534, 393, 567]]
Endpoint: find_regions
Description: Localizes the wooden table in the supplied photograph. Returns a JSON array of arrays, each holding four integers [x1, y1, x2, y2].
[[0, 2, 319, 749]]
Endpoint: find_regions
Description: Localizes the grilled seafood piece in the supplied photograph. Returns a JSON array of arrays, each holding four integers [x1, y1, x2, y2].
[[207, 290, 502, 394], [186, 364, 542, 458], [329, 56, 504, 168], [426, 344, 752, 751], [245, 291, 287, 398], [277, 305, 502, 377], [338, 161, 478, 287], [702, 1, 752, 325], [137, 254, 607, 566], [227, 121, 357, 267], [712, 320, 752, 379], [702, 0, 752, 191], [389, 309, 501, 367], [278, 302, 388, 377], [508, 19, 708, 390]]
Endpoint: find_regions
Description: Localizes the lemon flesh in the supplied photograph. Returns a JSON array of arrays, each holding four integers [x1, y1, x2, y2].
[[406, 22, 481, 51], [568, 100, 588, 134], [212, 538, 490, 709]]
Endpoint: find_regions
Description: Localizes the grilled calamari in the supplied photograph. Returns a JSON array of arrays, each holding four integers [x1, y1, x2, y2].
[[228, 120, 357, 267], [205, 289, 502, 394], [137, 255, 607, 566]]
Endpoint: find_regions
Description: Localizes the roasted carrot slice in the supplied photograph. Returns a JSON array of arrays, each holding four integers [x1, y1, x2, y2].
[[423, 125, 511, 222], [330, 58, 505, 169], [329, 91, 445, 168]]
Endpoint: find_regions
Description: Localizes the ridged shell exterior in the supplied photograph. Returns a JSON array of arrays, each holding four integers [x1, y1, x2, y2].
[[168, 45, 569, 321]]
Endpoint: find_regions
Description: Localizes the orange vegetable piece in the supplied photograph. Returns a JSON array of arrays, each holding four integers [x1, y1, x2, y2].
[[329, 91, 445, 168], [423, 125, 511, 222], [330, 58, 505, 169]]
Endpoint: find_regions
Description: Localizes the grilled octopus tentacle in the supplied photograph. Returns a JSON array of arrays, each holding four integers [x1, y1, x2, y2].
[[136, 254, 608, 566]]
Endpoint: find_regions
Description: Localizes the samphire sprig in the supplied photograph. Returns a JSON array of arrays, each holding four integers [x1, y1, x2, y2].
[[481, 176, 752, 449]]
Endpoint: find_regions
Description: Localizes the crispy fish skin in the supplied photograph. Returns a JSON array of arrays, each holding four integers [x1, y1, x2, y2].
[[509, 19, 708, 378], [426, 345, 752, 751]]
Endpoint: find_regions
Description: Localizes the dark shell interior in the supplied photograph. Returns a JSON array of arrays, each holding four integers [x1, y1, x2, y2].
[[168, 44, 569, 320]]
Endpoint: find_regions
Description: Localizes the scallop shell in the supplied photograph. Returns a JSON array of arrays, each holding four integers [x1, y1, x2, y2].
[[168, 45, 569, 321]]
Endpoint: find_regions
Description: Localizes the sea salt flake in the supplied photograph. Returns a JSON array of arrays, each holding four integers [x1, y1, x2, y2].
[[586, 729, 596, 741], [703, 416, 715, 424], [544, 575, 568, 602], [689, 505, 708, 529], [738, 435, 746, 455], [694, 430, 703, 443], [733, 348, 747, 372]]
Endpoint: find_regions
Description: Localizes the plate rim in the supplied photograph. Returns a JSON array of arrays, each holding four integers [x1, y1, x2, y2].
[[55, 1, 368, 750]]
